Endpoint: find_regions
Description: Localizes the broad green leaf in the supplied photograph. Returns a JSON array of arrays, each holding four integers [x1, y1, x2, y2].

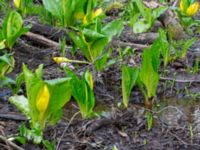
[[83, 28, 106, 42], [42, 0, 62, 18], [122, 65, 139, 108], [48, 109, 63, 125], [45, 77, 72, 115], [139, 48, 159, 98], [102, 19, 124, 41], [23, 64, 44, 127], [65, 69, 95, 118], [68, 31, 91, 61], [150, 39, 160, 72], [133, 0, 152, 22], [158, 28, 170, 66], [90, 37, 109, 60], [2, 11, 29, 49]]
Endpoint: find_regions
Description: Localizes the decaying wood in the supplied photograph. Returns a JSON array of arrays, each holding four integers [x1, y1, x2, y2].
[[158, 10, 186, 40], [0, 114, 27, 121], [24, 32, 60, 48], [121, 32, 159, 44]]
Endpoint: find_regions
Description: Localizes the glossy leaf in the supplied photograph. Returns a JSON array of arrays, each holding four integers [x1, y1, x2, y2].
[[122, 65, 139, 107], [102, 19, 124, 41], [2, 11, 29, 49], [158, 28, 170, 66], [139, 48, 159, 99], [65, 69, 95, 118]]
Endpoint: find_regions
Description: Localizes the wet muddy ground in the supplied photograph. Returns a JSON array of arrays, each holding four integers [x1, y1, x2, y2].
[[0, 2, 200, 150]]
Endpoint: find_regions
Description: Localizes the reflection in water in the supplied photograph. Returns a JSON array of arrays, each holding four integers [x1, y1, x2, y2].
[[157, 98, 200, 130]]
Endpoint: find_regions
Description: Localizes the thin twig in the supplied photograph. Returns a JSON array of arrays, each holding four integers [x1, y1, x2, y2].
[[0, 135, 24, 150], [112, 40, 149, 50], [56, 111, 80, 150], [160, 76, 200, 83]]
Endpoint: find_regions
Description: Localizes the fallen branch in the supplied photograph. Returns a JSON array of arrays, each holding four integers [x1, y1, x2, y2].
[[112, 40, 149, 50], [24, 32, 60, 48], [121, 32, 158, 44], [0, 114, 27, 121], [160, 76, 200, 83]]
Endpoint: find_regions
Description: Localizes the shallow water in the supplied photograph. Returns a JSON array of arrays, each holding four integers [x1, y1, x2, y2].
[[156, 98, 200, 139]]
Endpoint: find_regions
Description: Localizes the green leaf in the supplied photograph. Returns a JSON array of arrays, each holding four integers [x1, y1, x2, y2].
[[122, 65, 139, 108], [150, 39, 160, 72], [0, 53, 15, 77], [83, 28, 106, 42], [23, 64, 44, 127], [181, 37, 196, 59], [90, 37, 109, 60], [0, 40, 5, 50], [133, 20, 151, 33], [48, 109, 63, 125], [65, 69, 95, 118], [158, 28, 170, 66], [45, 77, 72, 116], [12, 72, 24, 94], [147, 112, 153, 131], [2, 11, 29, 49], [68, 31, 91, 61], [139, 48, 159, 99], [9, 95, 30, 118], [94, 49, 111, 71], [42, 140, 55, 150], [42, 0, 89, 27], [102, 19, 124, 41], [152, 6, 168, 20]]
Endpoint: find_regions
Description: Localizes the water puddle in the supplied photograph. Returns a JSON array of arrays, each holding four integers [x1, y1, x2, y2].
[[156, 98, 200, 138]]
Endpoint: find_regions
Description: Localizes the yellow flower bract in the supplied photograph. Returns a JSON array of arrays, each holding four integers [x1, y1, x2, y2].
[[13, 0, 20, 9], [53, 57, 69, 64], [180, 0, 199, 16], [186, 2, 199, 16], [180, 0, 184, 12], [88, 73, 93, 90], [92, 8, 103, 19], [36, 85, 50, 113]]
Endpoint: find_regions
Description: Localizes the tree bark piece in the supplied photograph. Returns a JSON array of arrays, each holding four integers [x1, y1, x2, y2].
[[0, 113, 27, 121], [121, 32, 158, 44], [24, 32, 60, 48], [112, 40, 149, 50]]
